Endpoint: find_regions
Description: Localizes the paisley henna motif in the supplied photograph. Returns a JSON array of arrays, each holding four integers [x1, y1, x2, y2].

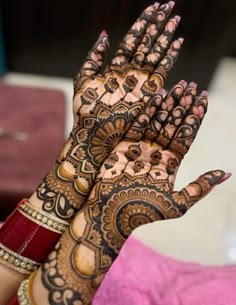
[[35, 2, 183, 221], [38, 79, 229, 305]]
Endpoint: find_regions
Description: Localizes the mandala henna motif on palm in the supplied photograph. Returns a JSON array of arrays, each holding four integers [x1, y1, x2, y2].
[[40, 83, 227, 305], [41, 145, 225, 305], [37, 71, 156, 220], [35, 2, 182, 221]]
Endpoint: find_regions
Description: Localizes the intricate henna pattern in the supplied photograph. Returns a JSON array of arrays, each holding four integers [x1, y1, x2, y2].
[[39, 80, 228, 305], [36, 2, 183, 220]]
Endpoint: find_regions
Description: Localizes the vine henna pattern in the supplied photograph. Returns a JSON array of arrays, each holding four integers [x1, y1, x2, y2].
[[39, 82, 230, 305], [35, 2, 183, 220]]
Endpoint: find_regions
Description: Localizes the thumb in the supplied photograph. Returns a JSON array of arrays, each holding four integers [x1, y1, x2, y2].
[[172, 170, 231, 211]]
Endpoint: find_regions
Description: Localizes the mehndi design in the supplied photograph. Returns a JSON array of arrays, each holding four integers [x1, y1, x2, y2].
[[36, 81, 230, 305], [33, 2, 183, 220]]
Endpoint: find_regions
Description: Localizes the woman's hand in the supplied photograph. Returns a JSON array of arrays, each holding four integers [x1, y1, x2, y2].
[[33, 2, 183, 221], [29, 81, 230, 305]]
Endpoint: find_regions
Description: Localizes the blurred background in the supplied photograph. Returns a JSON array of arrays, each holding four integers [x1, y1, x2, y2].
[[0, 0, 236, 265]]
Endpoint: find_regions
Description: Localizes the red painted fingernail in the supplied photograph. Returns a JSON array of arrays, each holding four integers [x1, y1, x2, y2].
[[168, 1, 175, 9], [201, 90, 208, 97], [217, 172, 232, 185], [101, 30, 108, 36], [189, 82, 197, 88]]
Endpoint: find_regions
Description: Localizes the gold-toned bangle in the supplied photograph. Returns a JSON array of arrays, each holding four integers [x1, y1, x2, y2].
[[18, 272, 37, 305], [0, 243, 40, 275], [18, 200, 69, 234]]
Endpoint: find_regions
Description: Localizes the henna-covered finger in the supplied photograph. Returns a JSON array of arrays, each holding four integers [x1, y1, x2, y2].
[[124, 92, 164, 141], [132, 2, 175, 66], [155, 81, 197, 148], [74, 31, 109, 92], [149, 37, 184, 86], [110, 3, 159, 68], [168, 91, 208, 159], [171, 170, 231, 211], [144, 15, 181, 70], [144, 80, 187, 142]]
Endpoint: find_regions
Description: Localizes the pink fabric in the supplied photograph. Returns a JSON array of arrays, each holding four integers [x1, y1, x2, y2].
[[93, 237, 236, 305]]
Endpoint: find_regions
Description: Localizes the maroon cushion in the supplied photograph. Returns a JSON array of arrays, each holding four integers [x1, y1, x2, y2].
[[0, 82, 66, 219]]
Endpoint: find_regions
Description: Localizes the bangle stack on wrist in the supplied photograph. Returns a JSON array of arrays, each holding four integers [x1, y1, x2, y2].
[[0, 198, 69, 275]]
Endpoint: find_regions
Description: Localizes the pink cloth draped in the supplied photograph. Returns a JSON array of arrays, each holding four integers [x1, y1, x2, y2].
[[93, 237, 236, 305]]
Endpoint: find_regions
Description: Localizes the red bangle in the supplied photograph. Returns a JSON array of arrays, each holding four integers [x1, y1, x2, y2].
[[0, 199, 69, 274]]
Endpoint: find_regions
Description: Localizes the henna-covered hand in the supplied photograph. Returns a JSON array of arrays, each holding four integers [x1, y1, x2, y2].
[[33, 2, 183, 220], [33, 81, 230, 305]]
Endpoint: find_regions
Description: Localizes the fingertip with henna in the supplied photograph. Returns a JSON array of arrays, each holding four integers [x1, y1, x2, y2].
[[101, 30, 108, 36], [158, 88, 167, 96], [201, 90, 209, 97], [154, 2, 160, 9], [217, 172, 232, 185], [168, 1, 175, 9], [179, 80, 188, 87], [189, 82, 197, 89]]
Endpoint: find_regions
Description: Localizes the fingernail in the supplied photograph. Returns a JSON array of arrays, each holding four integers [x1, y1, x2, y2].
[[179, 80, 187, 87], [101, 30, 108, 36], [217, 172, 232, 185], [201, 90, 208, 97], [154, 2, 160, 9], [189, 82, 197, 89], [168, 1, 175, 9], [178, 37, 184, 44], [159, 88, 167, 96], [175, 15, 181, 23]]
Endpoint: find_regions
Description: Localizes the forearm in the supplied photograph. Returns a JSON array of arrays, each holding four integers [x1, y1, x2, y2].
[[0, 191, 69, 302], [0, 137, 77, 296], [15, 208, 118, 305]]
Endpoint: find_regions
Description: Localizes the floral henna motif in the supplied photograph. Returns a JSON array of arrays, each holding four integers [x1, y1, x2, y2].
[[132, 2, 175, 65], [101, 187, 180, 253], [168, 92, 208, 158], [145, 80, 186, 140], [155, 82, 197, 148], [74, 32, 109, 93], [145, 15, 180, 66], [111, 4, 158, 66], [34, 2, 182, 221], [40, 148, 226, 304], [38, 80, 230, 305]]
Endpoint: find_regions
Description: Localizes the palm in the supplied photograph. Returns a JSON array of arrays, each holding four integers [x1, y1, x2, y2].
[[41, 81, 229, 305], [72, 69, 157, 167], [85, 81, 226, 254]]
